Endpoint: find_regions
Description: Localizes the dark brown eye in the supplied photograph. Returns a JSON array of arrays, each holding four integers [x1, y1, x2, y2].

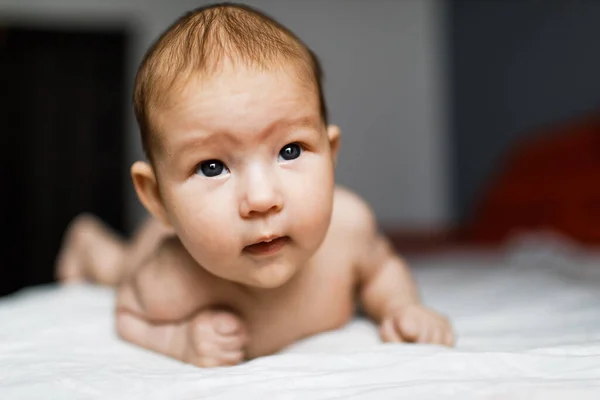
[[196, 160, 228, 177], [279, 143, 302, 161]]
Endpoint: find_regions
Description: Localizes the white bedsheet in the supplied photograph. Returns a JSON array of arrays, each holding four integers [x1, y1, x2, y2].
[[2, 235, 600, 399]]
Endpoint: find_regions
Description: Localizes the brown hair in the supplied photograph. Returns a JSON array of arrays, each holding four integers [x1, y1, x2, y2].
[[133, 2, 328, 161]]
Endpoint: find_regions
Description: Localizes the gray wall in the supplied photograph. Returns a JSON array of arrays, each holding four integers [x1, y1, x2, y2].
[[451, 0, 600, 220], [1, 0, 451, 231]]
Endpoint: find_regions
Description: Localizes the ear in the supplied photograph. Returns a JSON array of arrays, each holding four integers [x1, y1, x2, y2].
[[131, 161, 172, 228], [327, 124, 341, 164]]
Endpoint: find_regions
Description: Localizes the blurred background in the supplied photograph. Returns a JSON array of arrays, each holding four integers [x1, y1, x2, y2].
[[2, 0, 600, 297]]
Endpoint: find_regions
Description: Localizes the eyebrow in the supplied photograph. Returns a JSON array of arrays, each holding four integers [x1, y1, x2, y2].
[[173, 115, 321, 155]]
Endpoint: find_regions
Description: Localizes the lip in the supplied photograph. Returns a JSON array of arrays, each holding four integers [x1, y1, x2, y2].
[[244, 236, 289, 256]]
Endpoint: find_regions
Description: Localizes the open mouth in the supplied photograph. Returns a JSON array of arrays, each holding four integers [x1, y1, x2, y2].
[[244, 236, 289, 256]]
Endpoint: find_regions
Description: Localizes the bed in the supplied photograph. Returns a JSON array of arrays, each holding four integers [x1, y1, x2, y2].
[[3, 115, 600, 399]]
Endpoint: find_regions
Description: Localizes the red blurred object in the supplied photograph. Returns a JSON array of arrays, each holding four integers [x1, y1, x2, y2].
[[464, 111, 600, 245]]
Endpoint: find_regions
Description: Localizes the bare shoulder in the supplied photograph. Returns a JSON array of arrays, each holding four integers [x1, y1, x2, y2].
[[329, 186, 379, 239], [327, 186, 393, 278]]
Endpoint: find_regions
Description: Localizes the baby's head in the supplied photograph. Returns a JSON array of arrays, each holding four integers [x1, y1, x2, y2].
[[131, 3, 340, 288]]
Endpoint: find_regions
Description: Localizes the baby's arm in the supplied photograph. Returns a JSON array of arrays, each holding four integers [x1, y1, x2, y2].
[[115, 237, 248, 366], [339, 190, 454, 346]]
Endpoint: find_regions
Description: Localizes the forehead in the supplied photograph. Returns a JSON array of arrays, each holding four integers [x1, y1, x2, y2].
[[153, 63, 320, 143]]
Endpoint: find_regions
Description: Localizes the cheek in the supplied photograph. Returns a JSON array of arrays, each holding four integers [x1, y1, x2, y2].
[[164, 182, 238, 256], [286, 158, 334, 240]]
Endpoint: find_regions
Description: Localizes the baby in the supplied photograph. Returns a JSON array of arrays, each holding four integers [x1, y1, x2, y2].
[[56, 3, 454, 367]]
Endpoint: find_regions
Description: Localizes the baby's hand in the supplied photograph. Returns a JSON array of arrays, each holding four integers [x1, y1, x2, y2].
[[379, 304, 454, 347], [186, 310, 249, 367]]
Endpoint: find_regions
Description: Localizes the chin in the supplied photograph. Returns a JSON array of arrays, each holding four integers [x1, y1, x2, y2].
[[247, 262, 298, 289]]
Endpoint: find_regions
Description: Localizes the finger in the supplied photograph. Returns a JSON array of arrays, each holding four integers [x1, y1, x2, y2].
[[444, 330, 455, 347], [213, 332, 249, 351], [379, 318, 395, 342], [195, 340, 242, 361], [193, 312, 234, 334], [210, 312, 244, 335], [217, 350, 245, 365], [193, 342, 244, 366], [431, 313, 454, 346], [380, 318, 402, 342], [193, 312, 246, 340], [194, 356, 223, 368], [416, 322, 433, 344], [428, 318, 450, 345], [397, 313, 419, 342], [195, 354, 243, 368], [430, 327, 444, 345], [196, 320, 248, 351], [424, 311, 451, 344], [210, 349, 245, 366]]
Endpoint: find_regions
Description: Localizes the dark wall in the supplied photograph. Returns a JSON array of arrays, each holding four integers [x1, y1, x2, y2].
[[0, 26, 128, 296], [450, 0, 600, 221]]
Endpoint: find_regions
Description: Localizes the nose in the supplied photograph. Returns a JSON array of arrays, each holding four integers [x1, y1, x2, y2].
[[239, 164, 283, 218]]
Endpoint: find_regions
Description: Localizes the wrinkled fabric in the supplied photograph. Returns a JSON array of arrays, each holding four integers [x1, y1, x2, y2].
[[2, 236, 600, 399]]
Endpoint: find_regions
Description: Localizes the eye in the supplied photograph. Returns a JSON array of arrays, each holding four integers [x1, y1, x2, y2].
[[196, 160, 229, 177], [279, 143, 302, 162]]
